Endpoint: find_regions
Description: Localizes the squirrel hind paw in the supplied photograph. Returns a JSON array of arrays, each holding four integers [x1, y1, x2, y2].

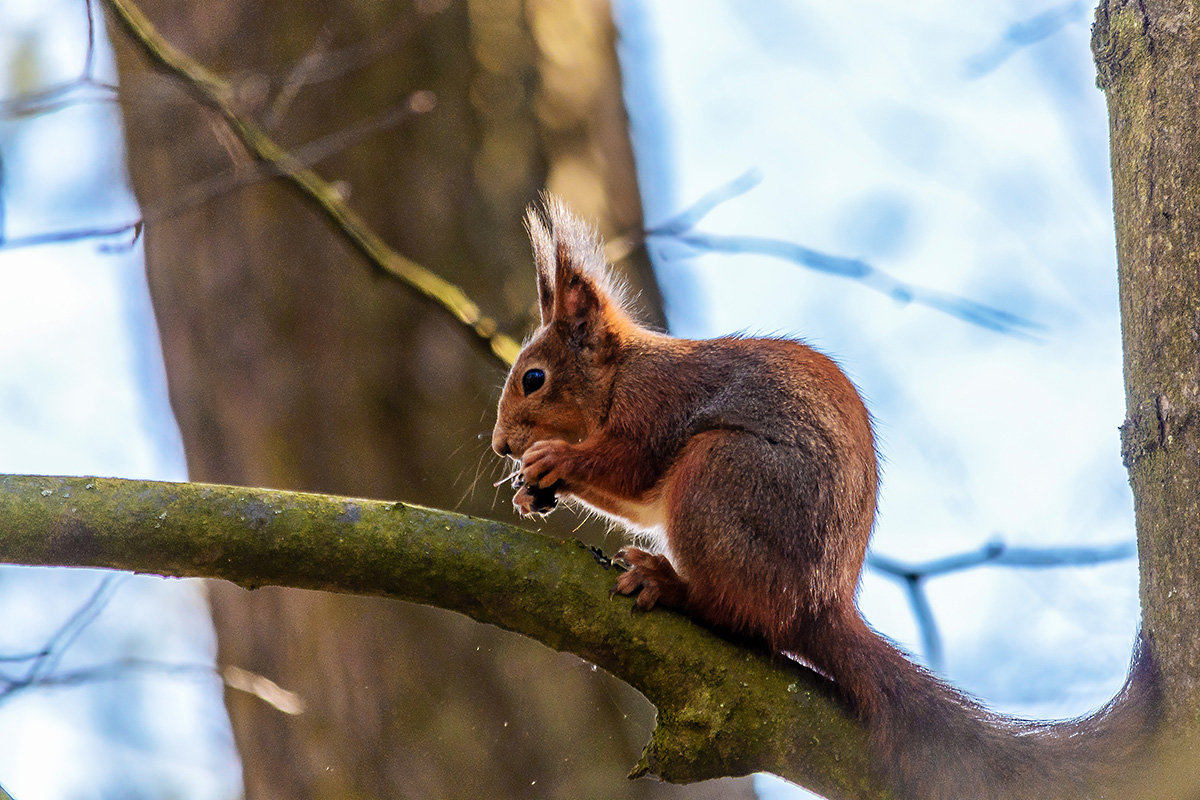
[[612, 548, 688, 610]]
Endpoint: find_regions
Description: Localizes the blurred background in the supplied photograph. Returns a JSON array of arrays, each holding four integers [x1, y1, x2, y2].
[[0, 0, 1138, 798]]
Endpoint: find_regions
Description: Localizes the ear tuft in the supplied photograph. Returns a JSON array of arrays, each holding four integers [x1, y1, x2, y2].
[[525, 204, 556, 324], [524, 193, 631, 330]]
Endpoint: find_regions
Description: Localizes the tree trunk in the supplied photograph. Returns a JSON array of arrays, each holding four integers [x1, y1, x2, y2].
[[1093, 0, 1200, 789], [108, 1, 753, 798]]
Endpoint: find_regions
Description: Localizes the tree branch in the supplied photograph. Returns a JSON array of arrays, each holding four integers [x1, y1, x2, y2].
[[99, 0, 520, 366], [635, 170, 1042, 338], [0, 473, 889, 799]]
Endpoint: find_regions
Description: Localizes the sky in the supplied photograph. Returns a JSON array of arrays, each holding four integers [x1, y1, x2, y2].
[[0, 1, 1140, 799]]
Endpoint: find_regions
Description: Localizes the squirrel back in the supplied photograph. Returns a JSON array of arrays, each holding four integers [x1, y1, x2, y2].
[[491, 195, 1160, 799]]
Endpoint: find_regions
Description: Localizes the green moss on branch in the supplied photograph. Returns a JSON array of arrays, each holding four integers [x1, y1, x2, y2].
[[0, 473, 888, 798]]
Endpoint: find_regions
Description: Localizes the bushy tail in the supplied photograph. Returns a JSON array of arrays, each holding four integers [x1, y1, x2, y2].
[[800, 610, 1161, 800]]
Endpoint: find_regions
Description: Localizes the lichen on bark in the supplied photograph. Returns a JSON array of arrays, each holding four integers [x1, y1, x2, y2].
[[0, 473, 888, 798], [1093, 0, 1200, 734]]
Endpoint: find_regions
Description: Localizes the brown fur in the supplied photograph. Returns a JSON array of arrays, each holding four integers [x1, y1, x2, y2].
[[492, 196, 1160, 799]]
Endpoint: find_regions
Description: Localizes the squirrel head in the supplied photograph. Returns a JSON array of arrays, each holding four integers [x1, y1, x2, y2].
[[491, 195, 636, 460]]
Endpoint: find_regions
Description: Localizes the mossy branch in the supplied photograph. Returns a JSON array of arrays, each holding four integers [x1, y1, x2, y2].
[[0, 473, 889, 799], [99, 0, 520, 366]]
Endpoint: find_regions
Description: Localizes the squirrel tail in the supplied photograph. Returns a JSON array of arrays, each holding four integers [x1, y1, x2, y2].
[[796, 609, 1160, 800]]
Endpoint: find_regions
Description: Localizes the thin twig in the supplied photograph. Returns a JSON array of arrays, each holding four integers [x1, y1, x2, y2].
[[0, 221, 142, 252], [0, 93, 428, 254], [962, 1, 1087, 78], [249, 20, 414, 127], [0, 658, 216, 703], [222, 664, 305, 714], [643, 171, 1043, 338], [100, 0, 520, 366], [0, 80, 118, 120], [0, 0, 117, 121], [261, 26, 333, 129], [868, 539, 1135, 668], [81, 0, 98, 81], [22, 573, 126, 686], [144, 95, 432, 225], [645, 168, 764, 237]]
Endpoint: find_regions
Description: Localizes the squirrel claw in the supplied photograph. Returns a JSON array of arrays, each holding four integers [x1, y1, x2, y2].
[[520, 439, 571, 489], [612, 547, 685, 611]]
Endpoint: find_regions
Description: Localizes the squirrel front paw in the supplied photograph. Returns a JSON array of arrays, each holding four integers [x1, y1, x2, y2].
[[613, 547, 688, 611], [507, 438, 570, 516], [520, 439, 572, 489]]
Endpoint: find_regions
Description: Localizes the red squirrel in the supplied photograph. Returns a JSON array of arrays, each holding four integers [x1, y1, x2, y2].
[[491, 196, 1159, 799]]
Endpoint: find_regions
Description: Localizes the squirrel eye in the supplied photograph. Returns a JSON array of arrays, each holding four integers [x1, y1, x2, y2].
[[521, 368, 546, 395]]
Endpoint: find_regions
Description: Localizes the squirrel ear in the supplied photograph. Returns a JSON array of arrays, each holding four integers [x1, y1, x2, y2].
[[553, 238, 605, 345], [526, 195, 624, 351], [526, 206, 556, 326]]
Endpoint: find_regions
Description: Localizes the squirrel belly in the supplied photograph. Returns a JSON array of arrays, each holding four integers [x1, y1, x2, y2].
[[491, 195, 1159, 800]]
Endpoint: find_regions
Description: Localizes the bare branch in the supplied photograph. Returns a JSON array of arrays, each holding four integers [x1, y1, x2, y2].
[[661, 229, 1042, 337], [0, 657, 215, 703], [637, 172, 1043, 337], [20, 573, 126, 685], [100, 0, 521, 366], [0, 92, 428, 254], [222, 665, 304, 714], [0, 80, 118, 120], [0, 221, 142, 252], [251, 20, 415, 128], [645, 168, 765, 236], [0, 0, 117, 121], [963, 2, 1088, 79], [81, 0, 99, 81], [868, 540, 1135, 668], [155, 94, 434, 214], [260, 26, 335, 129]]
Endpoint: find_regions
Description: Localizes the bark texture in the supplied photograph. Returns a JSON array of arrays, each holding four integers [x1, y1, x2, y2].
[[1093, 0, 1200, 792], [1094, 0, 1200, 723]]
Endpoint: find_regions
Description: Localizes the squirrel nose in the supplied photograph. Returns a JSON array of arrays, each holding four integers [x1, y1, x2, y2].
[[491, 431, 511, 457]]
